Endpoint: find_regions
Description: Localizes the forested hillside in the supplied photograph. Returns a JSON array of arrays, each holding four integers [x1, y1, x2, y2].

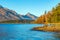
[[33, 3, 60, 24]]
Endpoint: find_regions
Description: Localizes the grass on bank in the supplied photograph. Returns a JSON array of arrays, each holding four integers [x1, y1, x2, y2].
[[32, 23, 60, 32]]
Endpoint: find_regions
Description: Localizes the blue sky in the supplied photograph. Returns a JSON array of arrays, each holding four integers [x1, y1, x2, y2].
[[0, 0, 60, 16]]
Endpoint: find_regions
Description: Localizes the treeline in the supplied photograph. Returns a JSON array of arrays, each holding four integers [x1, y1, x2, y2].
[[33, 3, 60, 24], [0, 20, 34, 23]]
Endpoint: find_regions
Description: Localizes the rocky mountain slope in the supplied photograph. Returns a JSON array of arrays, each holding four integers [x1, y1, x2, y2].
[[0, 5, 37, 23]]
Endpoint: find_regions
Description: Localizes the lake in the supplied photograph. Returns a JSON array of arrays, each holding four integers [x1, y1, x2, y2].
[[0, 24, 60, 40]]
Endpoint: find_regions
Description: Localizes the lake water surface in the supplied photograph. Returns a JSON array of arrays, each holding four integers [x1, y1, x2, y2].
[[0, 24, 60, 40]]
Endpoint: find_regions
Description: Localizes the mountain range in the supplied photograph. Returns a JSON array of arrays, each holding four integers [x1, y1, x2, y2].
[[0, 5, 37, 23]]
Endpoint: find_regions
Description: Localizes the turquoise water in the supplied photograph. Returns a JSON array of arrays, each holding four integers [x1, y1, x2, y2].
[[0, 24, 60, 40]]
